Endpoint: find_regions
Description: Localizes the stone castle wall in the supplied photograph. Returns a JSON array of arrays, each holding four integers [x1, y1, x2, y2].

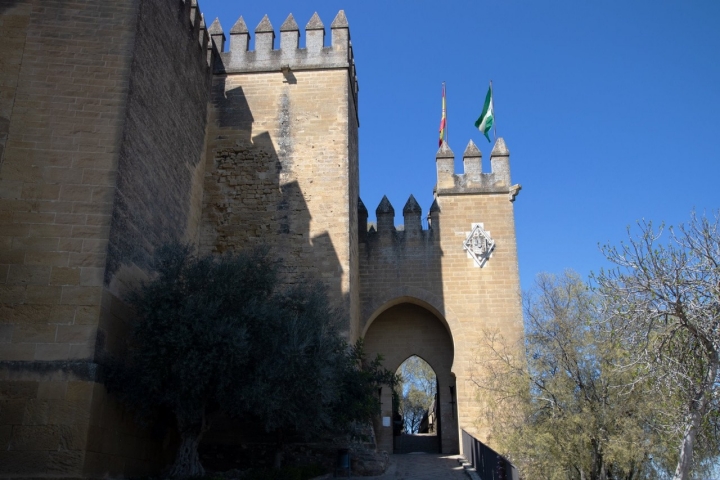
[[0, 0, 214, 476], [1, 2, 524, 476]]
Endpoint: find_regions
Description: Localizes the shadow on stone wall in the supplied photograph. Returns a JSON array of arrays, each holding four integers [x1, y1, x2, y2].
[[202, 81, 345, 311], [198, 79, 351, 468], [104, 0, 212, 289], [0, 0, 22, 16]]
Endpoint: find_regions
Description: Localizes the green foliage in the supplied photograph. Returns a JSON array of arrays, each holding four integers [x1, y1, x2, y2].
[[104, 243, 277, 433], [103, 242, 397, 475], [243, 281, 346, 439], [475, 271, 671, 480], [332, 339, 399, 432]]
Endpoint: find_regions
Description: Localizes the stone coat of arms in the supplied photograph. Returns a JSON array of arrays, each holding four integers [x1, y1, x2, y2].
[[463, 223, 495, 268]]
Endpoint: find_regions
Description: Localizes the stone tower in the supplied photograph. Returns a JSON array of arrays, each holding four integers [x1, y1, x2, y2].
[[199, 11, 360, 336], [359, 139, 523, 454]]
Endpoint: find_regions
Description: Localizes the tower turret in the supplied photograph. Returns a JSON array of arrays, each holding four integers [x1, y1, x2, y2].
[[306, 12, 324, 52], [280, 14, 300, 51], [358, 197, 369, 242], [428, 199, 440, 231], [436, 141, 455, 190], [463, 140, 482, 184], [376, 196, 395, 235], [208, 18, 225, 65], [255, 15, 275, 59], [490, 137, 510, 187], [229, 16, 249, 55], [403, 194, 422, 237]]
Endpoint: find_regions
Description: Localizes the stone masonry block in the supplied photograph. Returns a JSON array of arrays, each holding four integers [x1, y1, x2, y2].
[[74, 305, 101, 325], [9, 425, 62, 451], [50, 267, 81, 286], [34, 343, 71, 361], [22, 399, 49, 425], [0, 324, 12, 342], [68, 342, 94, 359], [65, 382, 94, 409], [12, 324, 57, 343], [7, 265, 52, 285], [24, 251, 70, 267], [0, 285, 27, 304], [25, 285, 62, 304], [0, 424, 11, 446], [55, 325, 97, 344], [37, 382, 68, 401], [0, 450, 50, 475], [59, 285, 102, 306], [47, 401, 80, 427], [0, 398, 27, 425], [0, 343, 34, 361]]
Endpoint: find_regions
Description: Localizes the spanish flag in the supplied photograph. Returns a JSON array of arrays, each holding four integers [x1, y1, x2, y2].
[[438, 83, 446, 147]]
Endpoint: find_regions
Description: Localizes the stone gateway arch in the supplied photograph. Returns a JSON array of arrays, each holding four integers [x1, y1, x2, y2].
[[0, 2, 523, 476], [357, 139, 524, 454]]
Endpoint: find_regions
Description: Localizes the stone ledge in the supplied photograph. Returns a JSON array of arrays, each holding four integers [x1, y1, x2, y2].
[[0, 361, 98, 382]]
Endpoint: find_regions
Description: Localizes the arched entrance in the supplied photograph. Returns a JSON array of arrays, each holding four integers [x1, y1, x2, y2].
[[363, 302, 458, 454]]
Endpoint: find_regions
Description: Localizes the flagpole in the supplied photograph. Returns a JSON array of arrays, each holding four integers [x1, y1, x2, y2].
[[491, 80, 496, 141], [445, 82, 448, 146]]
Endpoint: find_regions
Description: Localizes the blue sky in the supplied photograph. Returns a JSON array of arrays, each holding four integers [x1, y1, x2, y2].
[[198, 0, 720, 292]]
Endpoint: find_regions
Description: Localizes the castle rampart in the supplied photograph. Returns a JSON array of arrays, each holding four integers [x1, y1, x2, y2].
[[0, 0, 215, 476], [208, 11, 359, 123], [1, 3, 523, 474], [200, 11, 360, 337], [436, 139, 517, 196]]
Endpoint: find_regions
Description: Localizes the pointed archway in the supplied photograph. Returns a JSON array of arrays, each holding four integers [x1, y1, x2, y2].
[[393, 355, 439, 453], [363, 302, 458, 454]]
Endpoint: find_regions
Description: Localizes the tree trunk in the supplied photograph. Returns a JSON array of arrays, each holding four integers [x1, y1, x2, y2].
[[169, 412, 210, 478], [169, 431, 205, 478], [672, 410, 701, 480], [672, 359, 717, 480], [273, 429, 285, 470]]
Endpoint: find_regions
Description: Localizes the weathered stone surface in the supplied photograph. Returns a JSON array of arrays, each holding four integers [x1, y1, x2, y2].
[[48, 449, 84, 474], [0, 450, 49, 475], [351, 449, 389, 476], [105, 0, 212, 290], [0, 0, 209, 476], [0, 2, 523, 476]]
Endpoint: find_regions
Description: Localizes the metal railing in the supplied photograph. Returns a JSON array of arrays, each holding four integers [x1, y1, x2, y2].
[[461, 429, 519, 480]]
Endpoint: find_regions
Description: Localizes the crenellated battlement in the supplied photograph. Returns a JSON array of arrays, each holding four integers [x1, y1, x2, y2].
[[359, 195, 438, 245], [179, 0, 216, 69], [435, 137, 521, 200], [207, 11, 359, 110]]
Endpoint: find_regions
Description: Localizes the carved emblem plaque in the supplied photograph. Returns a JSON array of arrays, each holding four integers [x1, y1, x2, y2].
[[463, 223, 495, 268]]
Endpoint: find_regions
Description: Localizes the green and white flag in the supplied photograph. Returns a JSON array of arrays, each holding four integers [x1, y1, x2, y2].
[[474, 83, 494, 142]]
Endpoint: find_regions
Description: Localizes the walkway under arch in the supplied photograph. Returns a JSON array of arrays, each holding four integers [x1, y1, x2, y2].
[[348, 454, 467, 479], [363, 302, 459, 454]]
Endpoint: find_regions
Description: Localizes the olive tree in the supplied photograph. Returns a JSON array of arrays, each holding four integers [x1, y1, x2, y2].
[[104, 243, 397, 476], [595, 212, 720, 480], [103, 243, 277, 477]]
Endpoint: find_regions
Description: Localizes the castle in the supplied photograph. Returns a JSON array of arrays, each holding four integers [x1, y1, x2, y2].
[[0, 1, 523, 476]]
